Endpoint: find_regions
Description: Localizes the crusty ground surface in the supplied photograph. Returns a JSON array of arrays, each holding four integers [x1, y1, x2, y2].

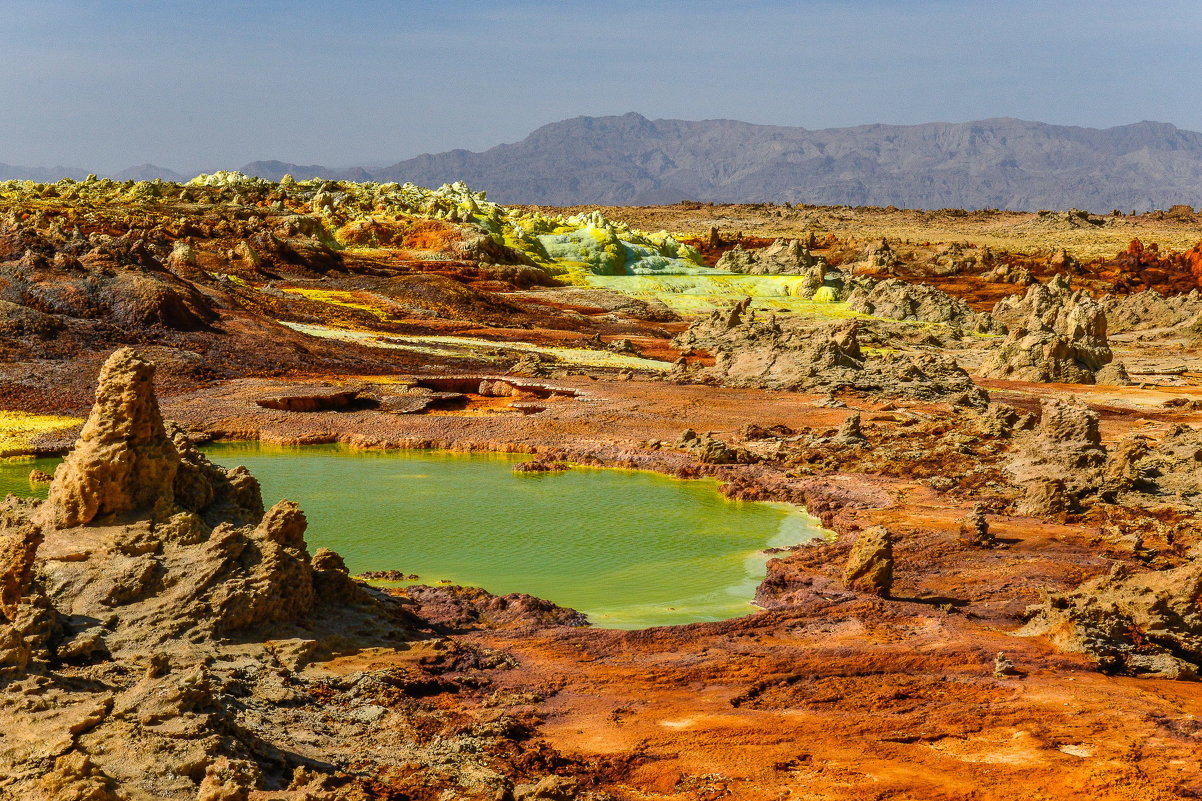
[[139, 372, 1202, 801]]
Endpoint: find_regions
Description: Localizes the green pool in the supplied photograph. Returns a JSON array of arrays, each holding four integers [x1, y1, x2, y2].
[[0, 443, 826, 629]]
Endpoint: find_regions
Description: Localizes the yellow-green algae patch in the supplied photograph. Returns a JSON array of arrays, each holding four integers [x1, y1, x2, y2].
[[280, 321, 673, 371], [0, 412, 82, 458]]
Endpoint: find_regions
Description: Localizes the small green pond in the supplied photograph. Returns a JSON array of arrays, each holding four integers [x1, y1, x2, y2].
[[0, 444, 826, 629]]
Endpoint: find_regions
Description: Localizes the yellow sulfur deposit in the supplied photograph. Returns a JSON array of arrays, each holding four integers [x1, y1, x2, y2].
[[0, 411, 82, 458]]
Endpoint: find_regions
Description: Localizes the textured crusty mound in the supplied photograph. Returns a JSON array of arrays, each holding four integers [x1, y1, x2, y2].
[[716, 238, 823, 276], [0, 504, 48, 678], [715, 239, 841, 299], [846, 277, 1005, 334], [981, 276, 1118, 384], [1022, 559, 1202, 678], [675, 299, 988, 407], [19, 350, 395, 656], [1101, 289, 1202, 334], [1008, 397, 1106, 514], [1099, 424, 1202, 510]]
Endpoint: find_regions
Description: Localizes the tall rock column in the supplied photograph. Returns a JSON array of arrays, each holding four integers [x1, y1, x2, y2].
[[42, 348, 179, 527]]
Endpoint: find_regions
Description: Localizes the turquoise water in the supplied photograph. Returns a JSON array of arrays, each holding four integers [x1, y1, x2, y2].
[[0, 444, 825, 628]]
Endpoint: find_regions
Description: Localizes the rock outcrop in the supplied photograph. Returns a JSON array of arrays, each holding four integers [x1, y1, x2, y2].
[[675, 299, 989, 407], [1008, 397, 1106, 512], [717, 238, 825, 278], [981, 276, 1120, 384], [676, 428, 755, 464], [1022, 559, 1202, 678], [1097, 425, 1202, 510], [716, 239, 842, 300], [980, 262, 1036, 285], [0, 348, 440, 799], [843, 526, 893, 597], [1101, 289, 1202, 334], [846, 278, 1004, 334], [832, 413, 869, 447], [41, 348, 180, 528], [863, 239, 900, 272], [958, 504, 994, 547]]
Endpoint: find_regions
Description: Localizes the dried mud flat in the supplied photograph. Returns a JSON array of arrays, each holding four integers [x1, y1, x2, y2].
[[3, 177, 1202, 799]]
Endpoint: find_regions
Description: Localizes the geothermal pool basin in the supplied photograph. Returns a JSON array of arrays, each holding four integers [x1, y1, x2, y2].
[[2, 443, 825, 629]]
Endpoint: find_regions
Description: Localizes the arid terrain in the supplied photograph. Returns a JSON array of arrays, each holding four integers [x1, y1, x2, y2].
[[3, 173, 1202, 800]]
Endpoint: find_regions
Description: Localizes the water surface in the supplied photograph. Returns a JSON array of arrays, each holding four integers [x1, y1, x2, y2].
[[0, 444, 826, 628]]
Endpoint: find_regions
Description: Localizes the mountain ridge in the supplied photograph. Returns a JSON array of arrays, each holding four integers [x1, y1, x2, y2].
[[4, 114, 1202, 212]]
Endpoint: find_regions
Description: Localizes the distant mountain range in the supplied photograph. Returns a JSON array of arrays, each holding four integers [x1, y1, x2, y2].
[[7, 114, 1202, 211]]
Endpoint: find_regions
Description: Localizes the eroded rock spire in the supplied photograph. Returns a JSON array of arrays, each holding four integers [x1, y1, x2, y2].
[[42, 348, 179, 527]]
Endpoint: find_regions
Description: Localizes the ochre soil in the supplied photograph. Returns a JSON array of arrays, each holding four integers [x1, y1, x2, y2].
[[142, 373, 1202, 801]]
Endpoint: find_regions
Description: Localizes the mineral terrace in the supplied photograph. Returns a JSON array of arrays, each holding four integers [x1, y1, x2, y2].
[[3, 174, 1202, 799]]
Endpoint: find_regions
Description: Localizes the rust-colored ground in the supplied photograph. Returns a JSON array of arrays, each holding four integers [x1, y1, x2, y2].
[[150, 373, 1202, 801]]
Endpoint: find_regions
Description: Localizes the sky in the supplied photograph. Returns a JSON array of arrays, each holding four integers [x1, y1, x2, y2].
[[1, 0, 1200, 173]]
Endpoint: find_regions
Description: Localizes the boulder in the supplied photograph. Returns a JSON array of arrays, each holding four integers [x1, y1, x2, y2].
[[843, 526, 893, 597]]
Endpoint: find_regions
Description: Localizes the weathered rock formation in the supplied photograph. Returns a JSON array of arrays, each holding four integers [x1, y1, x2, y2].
[[717, 239, 820, 276], [845, 278, 1004, 334], [981, 276, 1120, 384], [863, 239, 899, 272], [980, 262, 1036, 285], [1101, 289, 1202, 334], [0, 349, 438, 798], [1017, 478, 1069, 520], [1008, 397, 1107, 512], [1098, 424, 1202, 510], [675, 299, 989, 407], [832, 413, 868, 447], [1022, 559, 1202, 678], [843, 526, 893, 597], [958, 504, 994, 547], [716, 239, 842, 299], [676, 428, 755, 464], [40, 348, 180, 528]]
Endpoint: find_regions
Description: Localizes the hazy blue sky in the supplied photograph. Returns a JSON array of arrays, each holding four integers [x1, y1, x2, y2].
[[2, 0, 1200, 172]]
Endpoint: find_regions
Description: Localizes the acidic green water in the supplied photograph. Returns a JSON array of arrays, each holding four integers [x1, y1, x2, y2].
[[0, 444, 826, 629]]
